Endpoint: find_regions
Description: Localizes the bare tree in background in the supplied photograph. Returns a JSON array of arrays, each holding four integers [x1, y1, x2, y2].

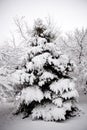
[[59, 28, 87, 93]]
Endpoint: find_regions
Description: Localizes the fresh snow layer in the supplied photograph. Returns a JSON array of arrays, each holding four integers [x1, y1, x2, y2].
[[39, 71, 57, 86], [32, 52, 50, 70], [50, 79, 76, 94], [20, 86, 43, 104], [32, 103, 66, 121], [52, 97, 63, 107]]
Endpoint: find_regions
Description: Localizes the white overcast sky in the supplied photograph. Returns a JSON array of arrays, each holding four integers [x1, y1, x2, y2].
[[0, 0, 87, 45]]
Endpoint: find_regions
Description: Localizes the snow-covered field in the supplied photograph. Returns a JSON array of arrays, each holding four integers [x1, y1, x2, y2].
[[0, 94, 87, 130]]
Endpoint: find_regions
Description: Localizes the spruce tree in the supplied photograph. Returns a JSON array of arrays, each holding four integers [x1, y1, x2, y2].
[[15, 19, 79, 121]]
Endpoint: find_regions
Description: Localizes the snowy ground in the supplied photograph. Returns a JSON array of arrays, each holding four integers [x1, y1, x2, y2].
[[0, 94, 87, 130]]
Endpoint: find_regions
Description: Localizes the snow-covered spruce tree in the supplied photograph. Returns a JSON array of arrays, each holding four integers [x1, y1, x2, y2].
[[15, 19, 79, 121]]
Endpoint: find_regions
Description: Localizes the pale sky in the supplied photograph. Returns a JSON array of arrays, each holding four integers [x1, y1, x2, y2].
[[0, 0, 87, 45]]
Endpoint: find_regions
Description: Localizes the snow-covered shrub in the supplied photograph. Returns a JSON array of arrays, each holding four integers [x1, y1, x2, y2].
[[14, 19, 79, 121], [0, 70, 15, 102]]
